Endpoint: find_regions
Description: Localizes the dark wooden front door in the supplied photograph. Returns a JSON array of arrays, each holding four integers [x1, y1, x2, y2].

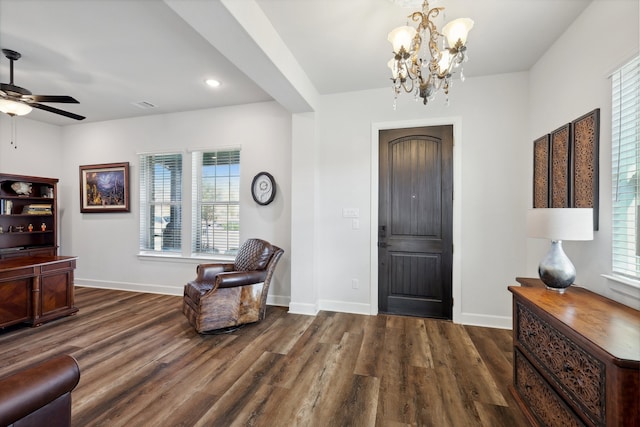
[[378, 126, 453, 319]]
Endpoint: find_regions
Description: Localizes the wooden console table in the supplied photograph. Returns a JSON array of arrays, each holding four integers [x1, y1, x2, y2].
[[508, 283, 639, 426], [0, 255, 78, 328]]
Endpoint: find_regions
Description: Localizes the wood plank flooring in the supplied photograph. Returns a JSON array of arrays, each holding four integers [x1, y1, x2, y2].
[[0, 287, 529, 426]]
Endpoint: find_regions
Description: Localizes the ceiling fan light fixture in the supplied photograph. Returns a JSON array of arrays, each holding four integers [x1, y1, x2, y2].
[[0, 49, 85, 121], [0, 98, 32, 116]]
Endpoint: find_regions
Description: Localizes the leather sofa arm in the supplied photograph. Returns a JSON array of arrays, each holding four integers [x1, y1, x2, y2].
[[215, 270, 268, 289], [196, 263, 235, 282], [0, 354, 80, 426]]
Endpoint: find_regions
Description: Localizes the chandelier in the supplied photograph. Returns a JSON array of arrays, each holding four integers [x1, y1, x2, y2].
[[387, 0, 473, 106]]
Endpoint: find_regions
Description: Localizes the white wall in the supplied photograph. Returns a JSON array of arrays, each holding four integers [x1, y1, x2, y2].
[[527, 0, 640, 308], [303, 71, 530, 328], [58, 101, 292, 301], [0, 115, 63, 177], [289, 112, 319, 314]]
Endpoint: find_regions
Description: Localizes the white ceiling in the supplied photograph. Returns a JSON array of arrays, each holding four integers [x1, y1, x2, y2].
[[0, 0, 592, 126]]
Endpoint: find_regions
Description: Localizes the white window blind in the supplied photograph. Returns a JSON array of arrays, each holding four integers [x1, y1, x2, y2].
[[139, 153, 183, 253], [192, 150, 240, 256], [612, 55, 640, 279]]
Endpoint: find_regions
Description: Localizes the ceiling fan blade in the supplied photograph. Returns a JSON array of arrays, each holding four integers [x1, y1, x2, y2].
[[31, 103, 85, 120], [26, 95, 79, 104]]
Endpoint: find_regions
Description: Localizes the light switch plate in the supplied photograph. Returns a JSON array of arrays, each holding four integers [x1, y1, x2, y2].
[[342, 207, 359, 218]]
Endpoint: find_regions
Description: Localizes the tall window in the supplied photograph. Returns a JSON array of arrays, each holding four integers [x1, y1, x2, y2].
[[192, 150, 241, 256], [139, 153, 183, 253], [612, 55, 639, 279]]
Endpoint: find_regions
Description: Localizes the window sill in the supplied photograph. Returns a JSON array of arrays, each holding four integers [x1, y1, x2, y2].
[[137, 252, 235, 264], [601, 274, 640, 299]]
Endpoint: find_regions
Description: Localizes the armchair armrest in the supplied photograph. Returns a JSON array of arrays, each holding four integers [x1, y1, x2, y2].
[[196, 263, 235, 282], [215, 270, 268, 289], [0, 354, 80, 426]]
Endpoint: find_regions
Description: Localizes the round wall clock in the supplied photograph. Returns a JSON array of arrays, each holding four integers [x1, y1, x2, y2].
[[251, 172, 276, 205]]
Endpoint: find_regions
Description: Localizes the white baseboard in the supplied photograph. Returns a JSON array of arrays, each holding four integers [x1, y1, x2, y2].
[[318, 300, 371, 316], [75, 279, 183, 296], [266, 294, 290, 307], [288, 301, 318, 316], [77, 279, 292, 307], [75, 279, 513, 329], [459, 312, 512, 329]]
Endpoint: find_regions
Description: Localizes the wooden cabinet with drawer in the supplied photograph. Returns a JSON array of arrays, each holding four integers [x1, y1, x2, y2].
[[508, 284, 639, 427], [0, 256, 78, 328]]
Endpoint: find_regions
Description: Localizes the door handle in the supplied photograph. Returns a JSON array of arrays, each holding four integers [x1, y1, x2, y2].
[[378, 242, 391, 248]]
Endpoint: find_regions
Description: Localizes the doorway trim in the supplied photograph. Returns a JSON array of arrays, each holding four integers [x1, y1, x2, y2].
[[370, 117, 463, 323]]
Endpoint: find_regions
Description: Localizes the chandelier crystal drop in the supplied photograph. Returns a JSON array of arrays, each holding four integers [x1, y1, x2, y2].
[[387, 0, 473, 106]]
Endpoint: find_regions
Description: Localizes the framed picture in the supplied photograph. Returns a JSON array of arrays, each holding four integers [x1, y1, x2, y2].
[[533, 134, 550, 208], [79, 162, 130, 213], [571, 108, 600, 230], [549, 123, 571, 208]]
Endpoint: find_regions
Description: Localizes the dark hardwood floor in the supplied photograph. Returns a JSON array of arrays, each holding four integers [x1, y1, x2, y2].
[[0, 287, 528, 426]]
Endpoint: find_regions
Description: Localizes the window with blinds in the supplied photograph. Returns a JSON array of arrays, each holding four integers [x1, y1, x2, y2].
[[611, 55, 639, 279], [192, 150, 240, 256], [139, 153, 183, 253]]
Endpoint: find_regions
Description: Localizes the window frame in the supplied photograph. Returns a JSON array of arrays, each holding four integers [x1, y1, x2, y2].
[[138, 149, 241, 261], [610, 55, 640, 282], [191, 149, 241, 257], [138, 152, 184, 255]]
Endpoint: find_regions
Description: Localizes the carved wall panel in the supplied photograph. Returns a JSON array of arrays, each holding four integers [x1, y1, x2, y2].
[[572, 108, 600, 229], [531, 109, 600, 230], [533, 135, 550, 208], [550, 124, 571, 208]]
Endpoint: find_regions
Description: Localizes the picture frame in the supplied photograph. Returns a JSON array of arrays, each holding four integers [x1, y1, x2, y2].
[[549, 123, 571, 208], [532, 134, 550, 208], [571, 108, 600, 230], [79, 162, 130, 213]]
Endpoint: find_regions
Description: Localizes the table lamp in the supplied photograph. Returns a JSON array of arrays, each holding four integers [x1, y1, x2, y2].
[[527, 208, 593, 293]]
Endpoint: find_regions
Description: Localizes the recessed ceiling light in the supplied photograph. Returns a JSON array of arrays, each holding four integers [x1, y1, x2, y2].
[[205, 79, 221, 88]]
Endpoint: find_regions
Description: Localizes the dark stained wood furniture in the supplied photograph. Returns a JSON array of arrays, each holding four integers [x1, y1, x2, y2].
[[0, 256, 78, 328], [508, 283, 640, 426], [0, 173, 58, 259]]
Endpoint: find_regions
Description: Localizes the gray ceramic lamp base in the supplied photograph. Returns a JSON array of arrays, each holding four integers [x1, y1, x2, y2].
[[538, 240, 576, 293]]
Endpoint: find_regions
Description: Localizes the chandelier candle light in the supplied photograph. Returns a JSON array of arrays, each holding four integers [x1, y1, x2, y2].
[[527, 208, 594, 293], [387, 0, 473, 106]]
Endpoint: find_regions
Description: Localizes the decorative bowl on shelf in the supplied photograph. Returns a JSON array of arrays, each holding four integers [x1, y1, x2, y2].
[[11, 182, 32, 196]]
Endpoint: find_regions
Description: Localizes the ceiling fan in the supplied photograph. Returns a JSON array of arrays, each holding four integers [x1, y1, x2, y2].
[[0, 48, 85, 120]]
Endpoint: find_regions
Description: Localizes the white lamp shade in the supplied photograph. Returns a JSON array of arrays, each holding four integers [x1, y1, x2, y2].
[[388, 25, 416, 54], [0, 99, 32, 116], [387, 58, 398, 79], [527, 208, 594, 241], [437, 50, 452, 73], [442, 18, 474, 48]]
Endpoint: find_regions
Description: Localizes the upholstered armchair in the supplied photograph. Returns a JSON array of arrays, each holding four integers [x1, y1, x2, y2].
[[183, 238, 284, 333], [0, 354, 80, 427]]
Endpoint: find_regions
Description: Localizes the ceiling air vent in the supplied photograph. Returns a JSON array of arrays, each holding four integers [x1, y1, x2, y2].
[[132, 101, 157, 109]]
